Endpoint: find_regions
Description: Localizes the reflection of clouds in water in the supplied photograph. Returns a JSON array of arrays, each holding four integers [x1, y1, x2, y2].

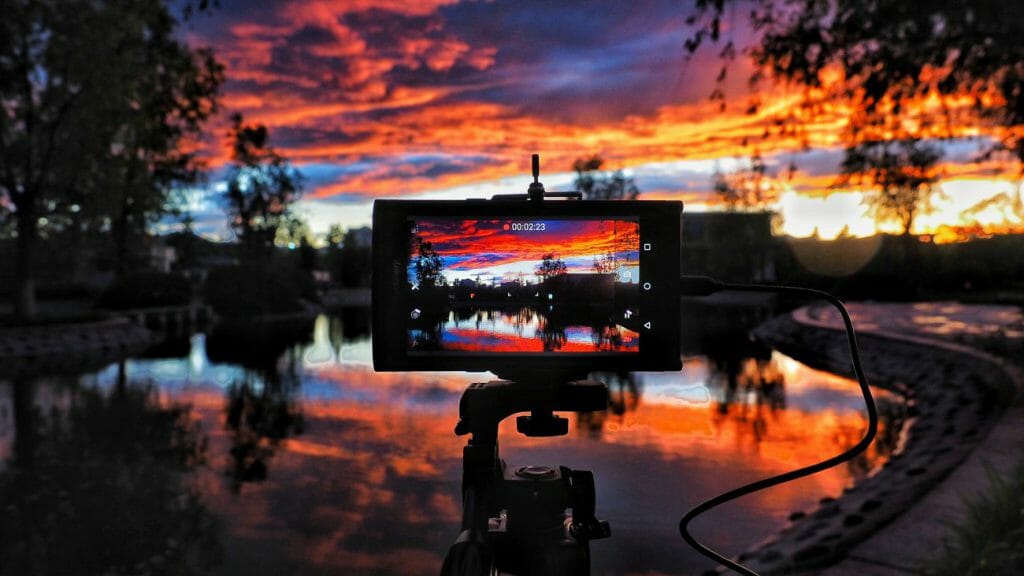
[[87, 341, 242, 391], [339, 338, 373, 365], [207, 385, 464, 574], [640, 381, 710, 406], [304, 319, 337, 365], [1, 381, 220, 574], [18, 314, 899, 576]]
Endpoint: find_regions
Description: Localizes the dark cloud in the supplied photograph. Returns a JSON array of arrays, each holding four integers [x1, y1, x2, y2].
[[271, 126, 374, 151], [187, 0, 721, 125], [409, 154, 495, 178], [436, 0, 752, 122]]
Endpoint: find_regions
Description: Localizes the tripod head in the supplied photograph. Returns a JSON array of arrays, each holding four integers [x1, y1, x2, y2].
[[443, 377, 611, 576], [455, 376, 606, 439]]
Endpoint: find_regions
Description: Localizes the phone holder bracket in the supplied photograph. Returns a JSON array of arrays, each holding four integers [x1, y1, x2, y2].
[[491, 153, 583, 202]]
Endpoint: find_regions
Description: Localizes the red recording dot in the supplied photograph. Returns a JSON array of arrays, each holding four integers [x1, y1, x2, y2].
[[503, 223, 510, 230]]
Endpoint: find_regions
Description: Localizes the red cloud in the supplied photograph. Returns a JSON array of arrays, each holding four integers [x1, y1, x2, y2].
[[415, 219, 639, 271], [184, 0, 1020, 235]]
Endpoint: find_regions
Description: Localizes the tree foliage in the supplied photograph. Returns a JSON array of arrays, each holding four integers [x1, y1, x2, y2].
[[413, 238, 445, 289], [712, 152, 782, 210], [686, 0, 1023, 161], [273, 214, 312, 248], [223, 114, 303, 257], [326, 224, 346, 249], [0, 0, 222, 316], [592, 252, 617, 274], [684, 0, 1019, 236], [536, 253, 568, 282], [572, 156, 640, 200]]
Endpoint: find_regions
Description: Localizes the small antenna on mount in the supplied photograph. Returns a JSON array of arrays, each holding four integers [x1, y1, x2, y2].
[[527, 153, 545, 202], [489, 153, 582, 201]]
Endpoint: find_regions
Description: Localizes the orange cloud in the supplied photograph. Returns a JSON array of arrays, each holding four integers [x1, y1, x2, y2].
[[183, 0, 1023, 242]]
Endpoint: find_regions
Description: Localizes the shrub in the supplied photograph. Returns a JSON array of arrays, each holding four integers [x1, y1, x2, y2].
[[96, 272, 192, 310], [203, 265, 304, 318]]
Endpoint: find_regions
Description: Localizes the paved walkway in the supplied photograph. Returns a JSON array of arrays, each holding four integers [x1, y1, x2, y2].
[[806, 301, 1024, 346], [802, 302, 1024, 575]]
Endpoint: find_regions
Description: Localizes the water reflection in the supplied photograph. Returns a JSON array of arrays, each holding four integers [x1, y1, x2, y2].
[[224, 364, 305, 490], [411, 306, 639, 353], [0, 379, 222, 575], [579, 340, 900, 486], [0, 313, 902, 576], [709, 350, 786, 444], [208, 320, 313, 490]]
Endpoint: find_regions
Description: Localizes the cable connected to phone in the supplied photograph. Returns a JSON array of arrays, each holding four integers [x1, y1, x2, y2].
[[677, 276, 879, 576]]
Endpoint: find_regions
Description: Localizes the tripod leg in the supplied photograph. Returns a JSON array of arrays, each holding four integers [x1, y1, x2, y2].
[[440, 530, 495, 576], [443, 471, 497, 576]]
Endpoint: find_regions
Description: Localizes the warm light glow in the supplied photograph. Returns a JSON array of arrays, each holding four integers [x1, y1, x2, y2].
[[177, 0, 1024, 242], [776, 190, 877, 238]]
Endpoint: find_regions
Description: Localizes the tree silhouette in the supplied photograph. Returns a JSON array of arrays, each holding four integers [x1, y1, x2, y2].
[[685, 1, 1024, 165], [274, 213, 313, 249], [572, 155, 640, 200], [413, 237, 445, 289], [0, 0, 222, 317], [225, 366, 304, 491], [836, 139, 943, 236], [326, 224, 346, 248], [224, 113, 303, 259], [537, 321, 568, 351], [592, 252, 617, 273], [712, 152, 782, 211], [535, 253, 568, 282]]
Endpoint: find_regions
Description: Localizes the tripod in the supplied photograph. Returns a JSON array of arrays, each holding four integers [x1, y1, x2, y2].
[[440, 377, 612, 576]]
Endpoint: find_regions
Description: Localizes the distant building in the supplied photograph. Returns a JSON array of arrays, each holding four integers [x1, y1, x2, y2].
[[681, 212, 776, 282], [149, 244, 177, 274], [346, 226, 373, 249]]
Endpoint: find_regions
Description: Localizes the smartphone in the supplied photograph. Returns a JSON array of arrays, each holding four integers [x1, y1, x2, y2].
[[372, 199, 682, 376]]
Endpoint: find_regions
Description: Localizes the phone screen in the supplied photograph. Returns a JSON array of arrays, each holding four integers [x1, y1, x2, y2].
[[406, 218, 641, 355]]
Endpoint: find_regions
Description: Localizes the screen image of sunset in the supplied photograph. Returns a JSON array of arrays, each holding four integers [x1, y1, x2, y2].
[[407, 219, 639, 288], [406, 218, 641, 354]]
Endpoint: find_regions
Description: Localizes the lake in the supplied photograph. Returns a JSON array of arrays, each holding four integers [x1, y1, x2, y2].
[[0, 310, 900, 576]]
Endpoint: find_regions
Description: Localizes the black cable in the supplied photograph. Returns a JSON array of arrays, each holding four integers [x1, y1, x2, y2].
[[678, 277, 878, 576]]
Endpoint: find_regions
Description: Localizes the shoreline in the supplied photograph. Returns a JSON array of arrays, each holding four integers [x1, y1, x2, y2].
[[730, 306, 1022, 575], [0, 318, 155, 379]]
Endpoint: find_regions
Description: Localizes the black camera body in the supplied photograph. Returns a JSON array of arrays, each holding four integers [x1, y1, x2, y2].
[[372, 199, 683, 376]]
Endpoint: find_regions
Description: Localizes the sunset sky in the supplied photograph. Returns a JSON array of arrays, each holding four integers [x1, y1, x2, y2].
[[408, 219, 639, 287], [174, 0, 1024, 242]]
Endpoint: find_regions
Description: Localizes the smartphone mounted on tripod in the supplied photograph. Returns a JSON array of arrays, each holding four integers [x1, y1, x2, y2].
[[373, 155, 683, 575]]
